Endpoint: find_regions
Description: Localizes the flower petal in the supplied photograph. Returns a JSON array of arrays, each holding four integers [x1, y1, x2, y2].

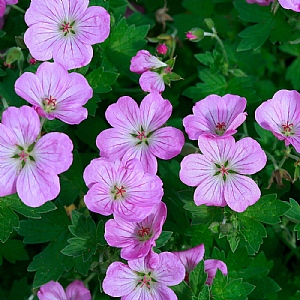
[[37, 281, 66, 300], [224, 174, 261, 212], [139, 71, 165, 93], [65, 280, 91, 300]]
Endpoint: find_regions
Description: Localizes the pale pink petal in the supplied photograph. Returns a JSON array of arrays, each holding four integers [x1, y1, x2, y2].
[[173, 244, 205, 273], [194, 176, 227, 207], [6, 0, 18, 5], [230, 138, 267, 174], [67, 0, 89, 19], [246, 0, 272, 5], [77, 6, 110, 45], [33, 132, 73, 174], [65, 280, 91, 300], [17, 162, 60, 207], [102, 262, 137, 297], [140, 93, 172, 132], [153, 252, 186, 285], [2, 106, 40, 146], [197, 136, 235, 163], [0, 158, 19, 197], [224, 174, 261, 212], [288, 135, 300, 153], [139, 71, 165, 93], [180, 154, 214, 187], [226, 113, 247, 135], [24, 25, 59, 61], [105, 96, 140, 131], [37, 281, 66, 300], [149, 127, 184, 160], [148, 283, 179, 300], [278, 0, 300, 11], [204, 259, 228, 285], [14, 72, 44, 107], [53, 37, 93, 70], [52, 107, 88, 124], [183, 114, 213, 140]]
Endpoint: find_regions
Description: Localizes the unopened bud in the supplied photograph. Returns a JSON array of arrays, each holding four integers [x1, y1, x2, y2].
[[204, 18, 215, 30], [186, 28, 205, 42], [156, 43, 168, 55]]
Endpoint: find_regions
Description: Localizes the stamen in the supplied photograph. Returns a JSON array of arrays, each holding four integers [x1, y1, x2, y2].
[[138, 227, 150, 237], [216, 122, 226, 135], [138, 275, 152, 289], [137, 131, 147, 140], [18, 150, 29, 162], [220, 165, 229, 176], [115, 186, 126, 197], [282, 121, 293, 132], [61, 22, 72, 34]]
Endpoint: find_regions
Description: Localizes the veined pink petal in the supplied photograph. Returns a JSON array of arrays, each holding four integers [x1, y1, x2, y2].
[[204, 259, 228, 285], [105, 96, 140, 131], [33, 132, 73, 174], [139, 71, 165, 93], [53, 37, 93, 70], [2, 106, 40, 146], [102, 262, 137, 297], [180, 154, 214, 187], [24, 25, 59, 61], [0, 158, 19, 197], [14, 72, 44, 107], [230, 138, 267, 174], [77, 6, 110, 45], [37, 281, 66, 300], [140, 93, 172, 132], [17, 162, 60, 207], [51, 106, 88, 124], [149, 127, 184, 160], [197, 136, 235, 163], [173, 244, 205, 273], [183, 114, 214, 140], [288, 135, 300, 153], [153, 252, 186, 285], [278, 0, 300, 11], [65, 280, 91, 300], [0, 0, 5, 17], [194, 176, 227, 207], [224, 174, 261, 212]]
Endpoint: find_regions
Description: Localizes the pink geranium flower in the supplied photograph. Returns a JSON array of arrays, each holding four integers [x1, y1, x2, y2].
[[102, 251, 185, 300], [130, 50, 167, 74], [24, 0, 110, 70], [183, 94, 247, 140], [278, 0, 300, 11], [139, 70, 165, 93], [96, 93, 185, 174], [0, 106, 73, 207], [15, 62, 92, 124], [180, 136, 267, 212], [83, 158, 163, 222], [104, 202, 167, 260], [255, 90, 300, 152], [246, 0, 273, 5], [173, 244, 228, 285], [37, 280, 91, 300]]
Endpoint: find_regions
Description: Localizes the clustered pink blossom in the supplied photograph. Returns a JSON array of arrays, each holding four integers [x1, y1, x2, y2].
[[255, 89, 300, 153], [24, 0, 110, 70], [0, 106, 73, 207], [96, 92, 184, 174], [37, 280, 91, 300], [15, 62, 93, 125]]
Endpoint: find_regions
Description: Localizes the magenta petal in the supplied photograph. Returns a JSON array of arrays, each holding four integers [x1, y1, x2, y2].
[[102, 262, 137, 297], [194, 176, 227, 207], [224, 175, 261, 212], [105, 96, 140, 131], [24, 25, 58, 61], [149, 127, 184, 160], [204, 259, 228, 285], [37, 281, 66, 300], [278, 0, 300, 11], [53, 37, 93, 70], [17, 163, 60, 207], [14, 72, 43, 107], [173, 244, 205, 273], [154, 252, 186, 285], [2, 106, 40, 146], [0, 0, 5, 17], [65, 280, 91, 300], [231, 138, 267, 174], [77, 6, 110, 45], [34, 132, 73, 174], [140, 93, 172, 132], [139, 71, 165, 93], [0, 158, 19, 197]]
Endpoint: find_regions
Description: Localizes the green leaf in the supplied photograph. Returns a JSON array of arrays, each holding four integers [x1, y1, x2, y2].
[[198, 284, 211, 300], [237, 20, 273, 52], [286, 58, 300, 90], [285, 199, 300, 222], [155, 231, 173, 248], [28, 232, 70, 288], [84, 95, 101, 117], [195, 52, 214, 67], [249, 276, 281, 299], [0, 239, 28, 264], [212, 270, 255, 300], [18, 203, 70, 244], [0, 200, 19, 243], [171, 280, 193, 300], [69, 210, 96, 238], [254, 123, 276, 146], [0, 30, 5, 38], [241, 194, 290, 224], [8, 277, 31, 300], [239, 216, 267, 253], [279, 44, 300, 56], [187, 225, 214, 250], [0, 68, 6, 76], [86, 67, 119, 93], [189, 261, 207, 296]]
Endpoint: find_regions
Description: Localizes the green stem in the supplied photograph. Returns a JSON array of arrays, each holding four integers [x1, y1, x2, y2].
[[126, 1, 140, 14], [265, 151, 279, 169], [242, 122, 249, 137], [10, 4, 25, 14], [1, 97, 9, 109]]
